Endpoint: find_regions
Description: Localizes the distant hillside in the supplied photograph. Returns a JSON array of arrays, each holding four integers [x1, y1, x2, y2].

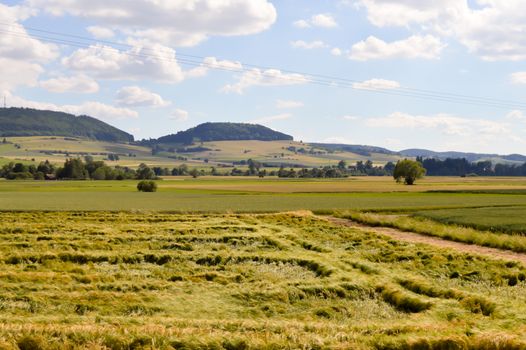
[[0, 108, 134, 143], [310, 143, 398, 157], [400, 149, 526, 163], [149, 122, 293, 145]]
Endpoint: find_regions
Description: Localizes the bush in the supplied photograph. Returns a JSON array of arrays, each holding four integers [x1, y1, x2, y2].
[[137, 180, 157, 192]]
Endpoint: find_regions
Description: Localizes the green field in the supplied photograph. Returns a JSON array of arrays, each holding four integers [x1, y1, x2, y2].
[[0, 211, 525, 349], [0, 176, 526, 349], [2, 177, 526, 212], [415, 206, 526, 234]]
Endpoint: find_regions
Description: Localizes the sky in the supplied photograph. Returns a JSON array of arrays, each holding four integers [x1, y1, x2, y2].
[[1, 0, 526, 154]]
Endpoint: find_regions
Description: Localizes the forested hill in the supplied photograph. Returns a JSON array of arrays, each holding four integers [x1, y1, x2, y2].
[[0, 108, 134, 143], [150, 122, 293, 145]]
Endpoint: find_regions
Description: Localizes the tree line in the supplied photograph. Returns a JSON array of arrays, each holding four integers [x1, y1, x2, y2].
[[0, 157, 158, 180], [417, 157, 526, 176]]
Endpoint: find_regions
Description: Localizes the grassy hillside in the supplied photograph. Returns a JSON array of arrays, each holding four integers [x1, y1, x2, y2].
[[0, 107, 133, 142], [0, 136, 402, 168]]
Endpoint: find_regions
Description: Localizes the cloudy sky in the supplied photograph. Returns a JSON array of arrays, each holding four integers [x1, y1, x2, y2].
[[2, 0, 526, 154]]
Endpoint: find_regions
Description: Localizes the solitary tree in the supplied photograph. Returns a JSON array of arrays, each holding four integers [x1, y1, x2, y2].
[[393, 159, 426, 185]]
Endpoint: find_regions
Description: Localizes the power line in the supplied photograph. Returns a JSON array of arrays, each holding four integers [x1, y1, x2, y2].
[[1, 22, 525, 110]]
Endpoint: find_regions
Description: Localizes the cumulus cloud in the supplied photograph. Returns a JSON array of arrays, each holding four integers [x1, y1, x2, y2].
[[0, 3, 57, 90], [222, 69, 309, 94], [186, 56, 244, 78], [290, 40, 327, 49], [62, 44, 185, 83], [2, 90, 137, 120], [0, 59, 43, 91], [365, 112, 511, 137], [356, 0, 526, 61], [250, 113, 292, 124], [40, 75, 99, 94], [276, 100, 304, 109], [87, 26, 115, 39], [349, 35, 445, 60], [170, 109, 189, 121], [115, 86, 170, 107], [294, 13, 337, 28], [511, 72, 526, 85], [29, 0, 277, 47], [352, 78, 400, 90]]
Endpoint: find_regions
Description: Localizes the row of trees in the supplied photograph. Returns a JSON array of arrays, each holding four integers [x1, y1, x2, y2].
[[418, 157, 526, 176], [0, 157, 158, 181]]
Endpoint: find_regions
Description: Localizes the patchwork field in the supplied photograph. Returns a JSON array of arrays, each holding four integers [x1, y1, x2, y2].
[[1, 211, 526, 349], [0, 136, 402, 169]]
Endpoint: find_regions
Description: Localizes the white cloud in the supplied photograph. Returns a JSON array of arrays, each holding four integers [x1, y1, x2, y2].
[[352, 78, 400, 90], [349, 35, 445, 61], [290, 40, 327, 49], [311, 14, 338, 28], [115, 86, 170, 107], [0, 4, 57, 62], [186, 56, 244, 78], [511, 72, 526, 85], [87, 26, 115, 39], [276, 100, 304, 109], [0, 59, 43, 91], [250, 113, 292, 124], [506, 110, 526, 121], [365, 112, 511, 137], [62, 44, 185, 83], [29, 0, 277, 47], [293, 20, 310, 28], [342, 115, 360, 121], [356, 1, 526, 61], [0, 3, 57, 90], [331, 47, 342, 56], [222, 69, 309, 94], [170, 109, 189, 122], [293, 13, 337, 29], [40, 75, 99, 94], [2, 90, 138, 120]]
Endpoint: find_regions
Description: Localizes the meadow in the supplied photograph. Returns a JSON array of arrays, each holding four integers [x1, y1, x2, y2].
[[1, 211, 526, 349]]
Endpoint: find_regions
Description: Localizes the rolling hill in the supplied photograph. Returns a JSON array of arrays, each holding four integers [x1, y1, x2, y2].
[[1, 110, 525, 168], [145, 122, 293, 145], [0, 107, 134, 143]]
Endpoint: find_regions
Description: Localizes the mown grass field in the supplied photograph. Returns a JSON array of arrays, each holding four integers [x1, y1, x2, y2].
[[1, 211, 526, 349]]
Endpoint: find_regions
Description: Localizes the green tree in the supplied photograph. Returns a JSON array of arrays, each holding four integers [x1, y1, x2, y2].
[[58, 158, 88, 179], [137, 180, 157, 192], [136, 163, 155, 179], [393, 159, 426, 185]]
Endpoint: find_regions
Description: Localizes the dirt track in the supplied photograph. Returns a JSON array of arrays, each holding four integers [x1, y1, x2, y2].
[[322, 216, 526, 265]]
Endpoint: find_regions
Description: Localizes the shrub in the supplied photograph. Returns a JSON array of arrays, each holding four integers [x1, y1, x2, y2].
[[137, 180, 157, 192]]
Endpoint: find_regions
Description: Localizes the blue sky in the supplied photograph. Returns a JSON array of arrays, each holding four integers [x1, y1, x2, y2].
[[1, 0, 526, 154]]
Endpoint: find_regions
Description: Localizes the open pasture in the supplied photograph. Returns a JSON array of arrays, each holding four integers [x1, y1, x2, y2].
[[1, 178, 526, 211], [0, 211, 525, 349]]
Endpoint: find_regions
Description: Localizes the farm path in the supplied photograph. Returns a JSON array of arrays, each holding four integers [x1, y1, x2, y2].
[[321, 216, 526, 265]]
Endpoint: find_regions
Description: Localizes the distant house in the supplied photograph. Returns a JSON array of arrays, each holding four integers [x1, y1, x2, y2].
[[45, 174, 57, 180]]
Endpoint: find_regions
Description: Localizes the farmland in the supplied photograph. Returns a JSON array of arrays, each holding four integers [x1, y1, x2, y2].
[[0, 211, 526, 349], [0, 176, 526, 348], [0, 136, 401, 169]]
